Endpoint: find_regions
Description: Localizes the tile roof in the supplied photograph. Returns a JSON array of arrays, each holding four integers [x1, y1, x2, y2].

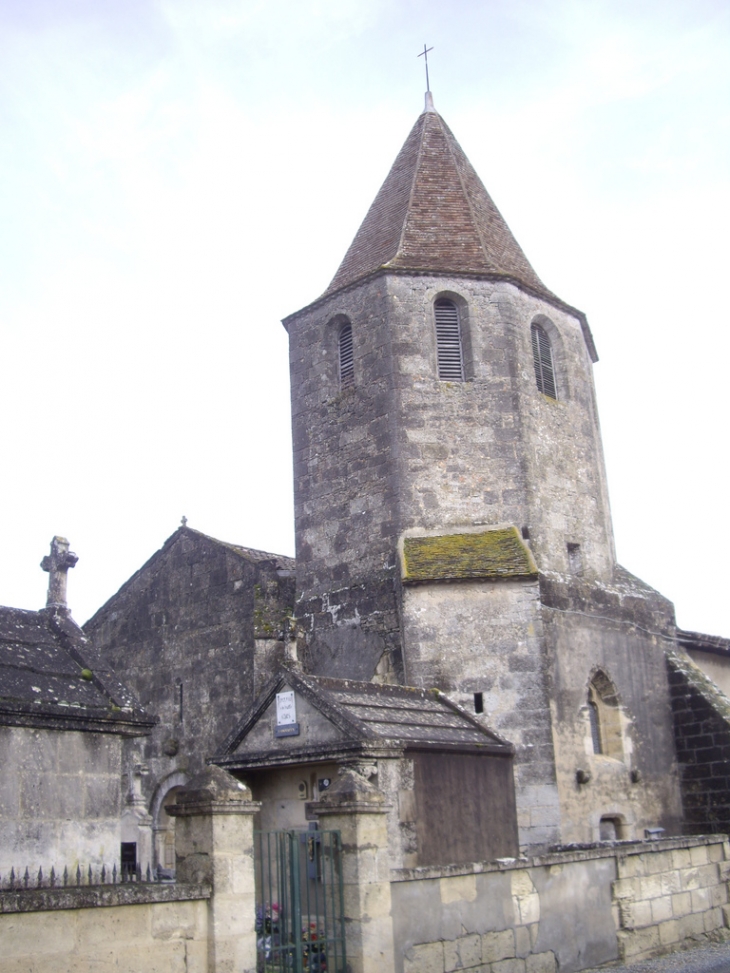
[[0, 605, 153, 733], [324, 105, 555, 303], [216, 669, 512, 769]]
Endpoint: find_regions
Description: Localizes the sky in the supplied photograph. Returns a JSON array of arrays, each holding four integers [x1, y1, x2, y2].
[[1, 0, 729, 635]]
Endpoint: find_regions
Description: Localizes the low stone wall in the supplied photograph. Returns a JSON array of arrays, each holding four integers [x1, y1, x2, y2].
[[0, 883, 211, 973], [390, 836, 730, 973]]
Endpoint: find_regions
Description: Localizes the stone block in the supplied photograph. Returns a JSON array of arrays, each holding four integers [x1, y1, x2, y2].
[[404, 941, 445, 973], [690, 845, 710, 867], [704, 907, 722, 932], [617, 925, 659, 961], [75, 903, 150, 947], [680, 868, 701, 891], [618, 855, 645, 879], [645, 851, 673, 875], [712, 883, 728, 907], [151, 901, 203, 940], [611, 877, 638, 900], [672, 891, 692, 917], [514, 926, 531, 958], [658, 919, 679, 946], [639, 875, 663, 900], [698, 863, 720, 888], [690, 887, 711, 912], [722, 904, 730, 928], [659, 869, 680, 897], [631, 900, 652, 928], [525, 953, 556, 973], [677, 911, 705, 939], [650, 896, 673, 923], [444, 934, 481, 972], [492, 960, 526, 973], [482, 929, 516, 964], [672, 849, 692, 871], [0, 912, 77, 958], [182, 940, 208, 973], [708, 843, 724, 863]]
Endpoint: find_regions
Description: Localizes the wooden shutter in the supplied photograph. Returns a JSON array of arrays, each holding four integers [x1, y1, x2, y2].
[[531, 323, 557, 399], [339, 323, 354, 389], [435, 299, 464, 381]]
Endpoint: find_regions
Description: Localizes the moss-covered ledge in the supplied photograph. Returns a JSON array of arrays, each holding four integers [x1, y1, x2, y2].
[[0, 881, 210, 914], [400, 526, 537, 584]]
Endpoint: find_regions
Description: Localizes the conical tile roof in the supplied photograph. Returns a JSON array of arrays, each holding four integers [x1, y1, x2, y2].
[[324, 102, 556, 301]]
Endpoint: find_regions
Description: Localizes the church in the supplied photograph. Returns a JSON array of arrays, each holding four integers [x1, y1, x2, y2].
[[6, 93, 730, 888], [79, 92, 730, 877]]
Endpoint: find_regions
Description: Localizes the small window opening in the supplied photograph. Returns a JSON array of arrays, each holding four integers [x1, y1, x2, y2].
[[588, 671, 624, 761], [531, 322, 557, 399], [589, 701, 602, 754], [339, 323, 354, 389], [599, 816, 622, 841], [435, 299, 464, 381], [567, 542, 583, 575], [474, 692, 484, 714], [521, 526, 530, 540], [121, 842, 137, 879]]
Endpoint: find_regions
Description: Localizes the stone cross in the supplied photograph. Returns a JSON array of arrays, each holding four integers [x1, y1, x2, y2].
[[41, 536, 78, 610]]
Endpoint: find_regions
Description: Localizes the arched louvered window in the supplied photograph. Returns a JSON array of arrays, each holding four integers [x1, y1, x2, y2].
[[531, 322, 557, 399], [339, 322, 354, 389], [435, 299, 464, 381]]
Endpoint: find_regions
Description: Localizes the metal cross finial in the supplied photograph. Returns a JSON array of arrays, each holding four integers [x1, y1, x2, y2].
[[40, 536, 78, 610], [181, 515, 188, 527], [418, 44, 434, 93]]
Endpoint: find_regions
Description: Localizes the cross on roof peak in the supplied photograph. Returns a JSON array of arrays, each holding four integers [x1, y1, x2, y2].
[[40, 536, 78, 611]]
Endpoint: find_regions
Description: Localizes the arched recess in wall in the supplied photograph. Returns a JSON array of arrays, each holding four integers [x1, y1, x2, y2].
[[433, 293, 472, 381], [150, 771, 189, 875], [530, 314, 566, 401], [588, 669, 624, 761]]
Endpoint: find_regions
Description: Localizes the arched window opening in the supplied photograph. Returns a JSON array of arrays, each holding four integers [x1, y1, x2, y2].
[[435, 299, 464, 381], [531, 322, 557, 399], [339, 322, 354, 389], [588, 671, 624, 760], [599, 816, 624, 841]]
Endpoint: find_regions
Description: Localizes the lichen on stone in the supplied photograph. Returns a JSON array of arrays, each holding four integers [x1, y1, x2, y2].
[[402, 527, 537, 583]]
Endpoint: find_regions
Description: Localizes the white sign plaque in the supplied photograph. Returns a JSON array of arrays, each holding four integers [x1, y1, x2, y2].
[[276, 691, 297, 726]]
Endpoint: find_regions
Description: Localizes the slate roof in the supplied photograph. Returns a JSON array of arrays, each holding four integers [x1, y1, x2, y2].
[[316, 101, 596, 361], [678, 629, 730, 659], [215, 669, 512, 770], [0, 605, 154, 734]]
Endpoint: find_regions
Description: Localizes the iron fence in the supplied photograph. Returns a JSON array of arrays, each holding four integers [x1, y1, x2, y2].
[[0, 862, 167, 891], [255, 829, 346, 973]]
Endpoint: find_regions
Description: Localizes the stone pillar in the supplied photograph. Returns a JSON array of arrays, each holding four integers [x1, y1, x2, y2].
[[169, 766, 261, 973], [315, 767, 396, 973]]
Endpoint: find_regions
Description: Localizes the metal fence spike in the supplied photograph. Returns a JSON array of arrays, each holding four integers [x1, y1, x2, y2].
[[146, 863, 151, 883], [37, 867, 43, 888], [50, 866, 56, 888], [112, 863, 117, 884], [63, 865, 68, 887], [76, 864, 81, 886], [24, 866, 29, 888], [9, 867, 15, 890], [88, 864, 92, 886]]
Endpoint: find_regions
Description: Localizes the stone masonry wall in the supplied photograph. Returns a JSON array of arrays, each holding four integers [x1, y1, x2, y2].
[[85, 528, 294, 820], [667, 651, 730, 834], [390, 836, 730, 973], [542, 575, 683, 844], [0, 726, 122, 875], [0, 885, 210, 973]]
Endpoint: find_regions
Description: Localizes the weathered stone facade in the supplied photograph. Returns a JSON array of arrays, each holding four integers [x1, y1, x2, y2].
[[84, 527, 294, 870], [282, 100, 685, 849]]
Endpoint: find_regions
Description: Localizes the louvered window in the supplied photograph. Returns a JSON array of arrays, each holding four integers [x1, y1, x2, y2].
[[531, 323, 557, 399], [339, 323, 354, 389], [435, 299, 464, 381]]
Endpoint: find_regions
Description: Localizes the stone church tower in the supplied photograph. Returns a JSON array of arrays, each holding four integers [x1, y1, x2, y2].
[[284, 96, 682, 848]]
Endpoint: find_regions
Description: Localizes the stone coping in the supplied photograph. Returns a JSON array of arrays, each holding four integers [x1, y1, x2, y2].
[[390, 835, 728, 883], [0, 882, 211, 914]]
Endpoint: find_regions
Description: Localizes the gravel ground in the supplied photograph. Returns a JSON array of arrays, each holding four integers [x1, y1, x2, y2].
[[582, 938, 730, 972]]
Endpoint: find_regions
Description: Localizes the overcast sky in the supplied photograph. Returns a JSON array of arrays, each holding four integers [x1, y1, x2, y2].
[[2, 0, 729, 637]]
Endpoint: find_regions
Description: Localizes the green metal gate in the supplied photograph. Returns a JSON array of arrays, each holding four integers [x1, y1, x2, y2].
[[254, 829, 346, 973]]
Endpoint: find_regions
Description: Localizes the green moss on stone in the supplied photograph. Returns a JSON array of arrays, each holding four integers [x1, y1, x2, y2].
[[402, 527, 537, 583], [80, 668, 93, 681]]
